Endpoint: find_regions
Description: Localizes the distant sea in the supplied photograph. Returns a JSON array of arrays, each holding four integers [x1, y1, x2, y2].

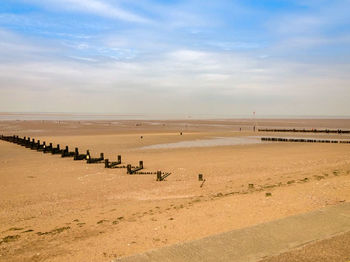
[[0, 112, 349, 121]]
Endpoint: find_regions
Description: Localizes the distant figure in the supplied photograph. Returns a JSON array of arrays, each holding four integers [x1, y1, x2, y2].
[[180, 132, 182, 135], [253, 126, 256, 132], [239, 128, 241, 132], [140, 136, 143, 139]]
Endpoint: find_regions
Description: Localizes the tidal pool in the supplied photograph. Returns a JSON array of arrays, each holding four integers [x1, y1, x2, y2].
[[140, 136, 262, 150]]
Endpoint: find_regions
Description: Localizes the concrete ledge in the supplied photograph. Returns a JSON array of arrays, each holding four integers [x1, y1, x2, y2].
[[116, 203, 350, 262]]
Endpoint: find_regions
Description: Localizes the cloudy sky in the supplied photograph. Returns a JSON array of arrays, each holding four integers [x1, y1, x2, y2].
[[0, 0, 349, 118]]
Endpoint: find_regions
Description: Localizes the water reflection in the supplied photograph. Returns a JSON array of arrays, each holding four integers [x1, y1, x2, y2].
[[140, 136, 262, 150]]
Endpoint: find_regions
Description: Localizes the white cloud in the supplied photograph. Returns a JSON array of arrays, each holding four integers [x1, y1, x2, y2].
[[1, 42, 349, 116], [23, 0, 150, 23], [1, 0, 350, 118]]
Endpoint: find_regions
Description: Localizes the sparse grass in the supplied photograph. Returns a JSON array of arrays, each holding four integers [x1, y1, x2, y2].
[[22, 229, 34, 233], [299, 178, 309, 183], [37, 226, 70, 236], [0, 235, 20, 244], [97, 220, 108, 224]]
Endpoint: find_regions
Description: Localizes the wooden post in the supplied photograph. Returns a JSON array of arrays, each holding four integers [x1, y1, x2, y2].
[[127, 164, 132, 174], [139, 161, 143, 168], [157, 170, 162, 181], [198, 174, 203, 181], [118, 155, 121, 162], [105, 159, 109, 168], [86, 150, 90, 163]]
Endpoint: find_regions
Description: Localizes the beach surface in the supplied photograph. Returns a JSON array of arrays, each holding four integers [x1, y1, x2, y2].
[[1, 118, 350, 261]]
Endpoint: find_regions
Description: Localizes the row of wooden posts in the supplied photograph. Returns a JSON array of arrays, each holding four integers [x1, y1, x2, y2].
[[261, 137, 350, 143], [258, 128, 350, 134], [0, 134, 171, 181]]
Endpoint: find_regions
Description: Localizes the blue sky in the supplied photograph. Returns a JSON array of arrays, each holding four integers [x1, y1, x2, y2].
[[0, 0, 349, 117]]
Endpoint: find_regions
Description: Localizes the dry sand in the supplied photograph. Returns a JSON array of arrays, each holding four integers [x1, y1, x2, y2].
[[0, 119, 350, 261]]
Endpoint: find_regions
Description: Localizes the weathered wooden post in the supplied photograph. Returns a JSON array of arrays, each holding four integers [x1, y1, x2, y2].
[[73, 148, 87, 160], [127, 164, 132, 174], [157, 170, 162, 181], [86, 150, 91, 163], [25, 137, 31, 147], [61, 146, 68, 157], [198, 174, 203, 181], [105, 155, 122, 168], [51, 144, 60, 154], [38, 141, 46, 151], [32, 139, 40, 150], [139, 161, 143, 169], [30, 138, 35, 148], [44, 142, 51, 153], [86, 151, 104, 163]]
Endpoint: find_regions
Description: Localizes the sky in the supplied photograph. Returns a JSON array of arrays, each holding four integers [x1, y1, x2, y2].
[[0, 0, 349, 118]]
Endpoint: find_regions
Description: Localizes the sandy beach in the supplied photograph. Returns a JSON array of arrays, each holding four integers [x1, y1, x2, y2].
[[1, 118, 350, 261]]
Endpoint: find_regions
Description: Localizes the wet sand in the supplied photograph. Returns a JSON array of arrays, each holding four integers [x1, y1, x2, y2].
[[0, 119, 350, 261]]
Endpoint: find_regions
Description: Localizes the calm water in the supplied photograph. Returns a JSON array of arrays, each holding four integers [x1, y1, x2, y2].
[[1, 113, 348, 121], [140, 136, 262, 150]]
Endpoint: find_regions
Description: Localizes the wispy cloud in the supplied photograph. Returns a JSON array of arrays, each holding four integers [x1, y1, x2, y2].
[[0, 0, 350, 116], [22, 0, 151, 23]]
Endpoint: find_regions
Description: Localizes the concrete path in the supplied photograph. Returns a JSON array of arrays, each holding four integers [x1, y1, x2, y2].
[[116, 203, 350, 262]]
